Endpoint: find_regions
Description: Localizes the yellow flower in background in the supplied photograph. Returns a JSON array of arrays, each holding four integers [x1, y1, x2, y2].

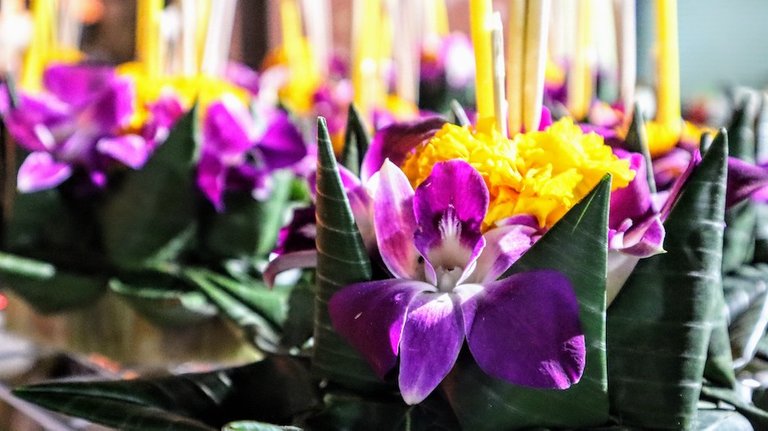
[[263, 38, 321, 115], [545, 59, 566, 88], [401, 119, 634, 229], [117, 62, 249, 130], [645, 119, 711, 157]]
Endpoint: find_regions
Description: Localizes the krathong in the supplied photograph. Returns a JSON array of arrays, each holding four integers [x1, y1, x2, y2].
[[329, 160, 585, 404]]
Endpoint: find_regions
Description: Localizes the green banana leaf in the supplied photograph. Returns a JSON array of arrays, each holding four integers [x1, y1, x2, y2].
[[694, 408, 753, 430], [203, 170, 293, 260], [0, 251, 104, 313], [340, 104, 370, 177], [607, 131, 729, 429], [723, 98, 758, 271], [109, 278, 218, 327], [442, 176, 611, 430], [100, 107, 199, 269], [624, 104, 656, 193], [312, 117, 386, 392], [701, 385, 768, 430], [14, 356, 319, 431], [302, 392, 460, 431], [185, 268, 282, 349], [729, 289, 768, 368]]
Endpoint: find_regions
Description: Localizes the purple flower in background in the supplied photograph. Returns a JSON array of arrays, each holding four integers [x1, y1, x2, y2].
[[329, 160, 585, 404], [0, 64, 151, 192], [198, 96, 307, 210]]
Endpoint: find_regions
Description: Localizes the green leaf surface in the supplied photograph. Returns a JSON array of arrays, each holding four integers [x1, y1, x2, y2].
[[723, 98, 758, 271], [0, 251, 105, 313], [340, 104, 370, 177], [204, 171, 293, 259], [313, 117, 384, 392], [624, 104, 656, 193], [185, 268, 282, 349], [701, 385, 768, 430], [109, 278, 218, 327], [694, 408, 753, 431], [223, 422, 302, 431], [14, 356, 319, 431], [607, 131, 729, 429], [442, 176, 611, 430], [100, 107, 198, 268], [729, 290, 768, 368]]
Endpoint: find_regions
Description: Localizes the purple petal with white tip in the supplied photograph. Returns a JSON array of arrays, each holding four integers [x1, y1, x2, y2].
[[361, 117, 446, 181], [464, 270, 585, 389], [469, 223, 537, 284], [17, 152, 72, 192], [263, 250, 318, 287], [96, 135, 150, 169], [329, 279, 430, 378], [374, 161, 419, 279], [398, 292, 464, 404], [413, 160, 488, 284]]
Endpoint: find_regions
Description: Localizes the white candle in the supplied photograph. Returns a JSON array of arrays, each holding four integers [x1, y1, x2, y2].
[[506, 0, 525, 134], [523, 0, 550, 132], [491, 12, 506, 136], [200, 0, 238, 77]]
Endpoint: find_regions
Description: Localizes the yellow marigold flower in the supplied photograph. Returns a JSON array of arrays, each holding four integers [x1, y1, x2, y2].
[[401, 119, 635, 229], [645, 119, 711, 157], [117, 62, 249, 130]]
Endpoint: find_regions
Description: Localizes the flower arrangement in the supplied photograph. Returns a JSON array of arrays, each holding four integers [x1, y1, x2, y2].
[[6, 1, 768, 431]]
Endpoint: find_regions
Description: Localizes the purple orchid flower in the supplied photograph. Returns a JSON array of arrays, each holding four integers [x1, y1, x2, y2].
[[198, 96, 307, 210], [0, 64, 155, 192], [329, 160, 585, 404]]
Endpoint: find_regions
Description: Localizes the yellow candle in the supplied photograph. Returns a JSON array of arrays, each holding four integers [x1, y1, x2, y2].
[[196, 0, 211, 70], [470, 0, 494, 133], [655, 0, 680, 130], [21, 0, 55, 90], [352, 0, 382, 121], [434, 0, 449, 37], [136, 0, 163, 76], [280, 0, 303, 70], [567, 0, 592, 120]]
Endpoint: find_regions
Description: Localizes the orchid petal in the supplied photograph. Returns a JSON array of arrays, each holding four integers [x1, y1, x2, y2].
[[469, 223, 537, 284], [196, 153, 227, 210], [263, 250, 318, 287], [464, 270, 585, 389], [204, 98, 255, 157], [659, 149, 702, 221], [620, 216, 666, 257], [96, 135, 150, 169], [329, 279, 429, 378], [413, 160, 488, 285], [42, 64, 115, 107], [17, 152, 72, 192], [82, 77, 135, 130], [398, 292, 464, 404], [374, 161, 419, 279], [361, 117, 446, 181], [258, 111, 306, 169], [726, 157, 768, 208], [609, 150, 653, 229]]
